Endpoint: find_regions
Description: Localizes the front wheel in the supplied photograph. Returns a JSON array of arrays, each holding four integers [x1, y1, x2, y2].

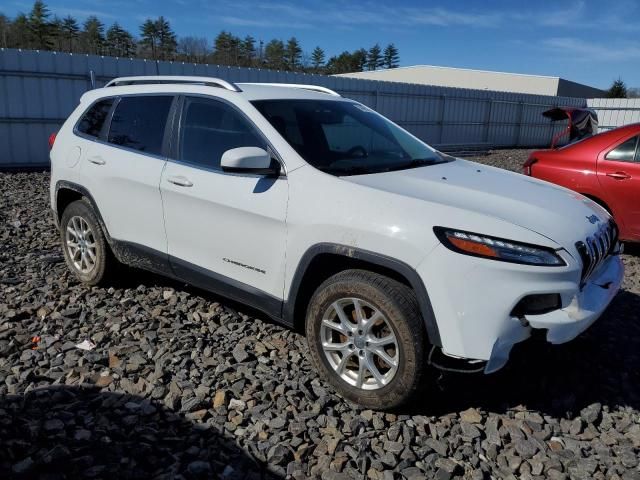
[[305, 269, 428, 409]]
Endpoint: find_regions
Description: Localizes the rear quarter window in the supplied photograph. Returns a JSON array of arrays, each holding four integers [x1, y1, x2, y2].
[[108, 96, 174, 156], [76, 98, 114, 138], [605, 135, 639, 162]]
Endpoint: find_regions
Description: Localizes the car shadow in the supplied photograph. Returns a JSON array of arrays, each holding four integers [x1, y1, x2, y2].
[[103, 266, 283, 328], [90, 261, 640, 420], [404, 288, 640, 418], [623, 242, 640, 256], [0, 385, 280, 479]]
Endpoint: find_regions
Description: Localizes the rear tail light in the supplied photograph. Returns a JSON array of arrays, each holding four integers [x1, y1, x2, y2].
[[48, 132, 57, 151], [523, 157, 538, 175]]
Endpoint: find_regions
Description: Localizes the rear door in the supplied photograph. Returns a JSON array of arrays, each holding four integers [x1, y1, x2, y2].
[[597, 134, 640, 237], [80, 94, 175, 256], [160, 95, 288, 314]]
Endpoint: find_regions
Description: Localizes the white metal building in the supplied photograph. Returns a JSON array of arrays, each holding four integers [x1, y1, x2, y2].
[[337, 65, 604, 98]]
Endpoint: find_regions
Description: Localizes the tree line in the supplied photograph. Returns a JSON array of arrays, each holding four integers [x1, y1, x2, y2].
[[0, 1, 400, 74]]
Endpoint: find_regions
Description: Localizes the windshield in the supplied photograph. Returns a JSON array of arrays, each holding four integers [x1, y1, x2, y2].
[[252, 99, 451, 176]]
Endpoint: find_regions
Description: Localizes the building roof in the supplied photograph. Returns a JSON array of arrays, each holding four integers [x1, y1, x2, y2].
[[336, 65, 604, 97]]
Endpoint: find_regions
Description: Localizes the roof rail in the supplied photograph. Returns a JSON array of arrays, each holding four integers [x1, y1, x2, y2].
[[241, 83, 341, 97], [104, 76, 242, 92]]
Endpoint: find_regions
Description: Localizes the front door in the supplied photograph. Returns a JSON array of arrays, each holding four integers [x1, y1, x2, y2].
[[160, 95, 288, 315]]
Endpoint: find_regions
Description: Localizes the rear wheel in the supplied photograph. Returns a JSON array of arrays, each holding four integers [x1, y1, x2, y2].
[[60, 199, 114, 285], [305, 269, 428, 409]]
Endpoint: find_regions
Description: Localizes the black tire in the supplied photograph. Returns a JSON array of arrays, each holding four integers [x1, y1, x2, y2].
[[305, 269, 428, 409], [59, 198, 114, 286]]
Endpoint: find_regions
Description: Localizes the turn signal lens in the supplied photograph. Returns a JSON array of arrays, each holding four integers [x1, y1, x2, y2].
[[434, 228, 566, 266], [447, 236, 499, 258]]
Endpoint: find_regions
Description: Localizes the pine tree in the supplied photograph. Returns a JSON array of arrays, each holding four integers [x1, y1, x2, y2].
[[239, 35, 256, 66], [0, 14, 10, 48], [285, 37, 302, 71], [382, 43, 399, 69], [28, 0, 53, 50], [106, 23, 135, 57], [49, 15, 64, 51], [607, 78, 627, 98], [366, 43, 383, 71], [264, 39, 286, 70], [81, 16, 105, 55], [9, 13, 30, 49], [61, 15, 79, 52], [155, 16, 176, 60], [0, 14, 9, 48], [212, 31, 240, 65], [140, 19, 158, 59], [311, 46, 325, 72], [352, 48, 368, 72]]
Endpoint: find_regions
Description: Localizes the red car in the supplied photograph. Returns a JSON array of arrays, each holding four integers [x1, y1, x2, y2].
[[525, 123, 640, 242]]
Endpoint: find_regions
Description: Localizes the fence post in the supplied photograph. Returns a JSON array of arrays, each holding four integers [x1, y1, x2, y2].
[[439, 95, 447, 144], [483, 99, 493, 143], [514, 101, 524, 147]]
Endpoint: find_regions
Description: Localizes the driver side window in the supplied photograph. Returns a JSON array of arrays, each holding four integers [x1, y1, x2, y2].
[[178, 97, 266, 170]]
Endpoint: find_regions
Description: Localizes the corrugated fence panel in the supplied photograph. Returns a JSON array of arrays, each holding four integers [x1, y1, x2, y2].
[[0, 48, 599, 167], [588, 98, 640, 131]]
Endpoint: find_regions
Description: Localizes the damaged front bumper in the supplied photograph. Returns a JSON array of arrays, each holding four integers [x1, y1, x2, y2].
[[484, 253, 624, 373]]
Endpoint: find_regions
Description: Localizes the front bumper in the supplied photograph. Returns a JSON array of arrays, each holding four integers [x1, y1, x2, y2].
[[417, 244, 624, 374]]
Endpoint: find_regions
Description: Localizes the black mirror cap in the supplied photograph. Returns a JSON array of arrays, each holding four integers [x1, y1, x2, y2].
[[221, 158, 282, 177]]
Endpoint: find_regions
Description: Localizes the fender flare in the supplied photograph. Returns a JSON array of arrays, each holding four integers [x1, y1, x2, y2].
[[283, 243, 442, 347]]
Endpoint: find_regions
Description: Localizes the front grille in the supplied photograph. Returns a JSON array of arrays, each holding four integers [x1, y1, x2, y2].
[[575, 220, 618, 283]]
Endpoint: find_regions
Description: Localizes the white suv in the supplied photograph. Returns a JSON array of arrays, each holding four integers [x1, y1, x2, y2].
[[50, 76, 624, 408]]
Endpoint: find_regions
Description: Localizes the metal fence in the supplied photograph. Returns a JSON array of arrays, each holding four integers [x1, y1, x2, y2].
[[587, 98, 640, 132], [1, 48, 589, 168]]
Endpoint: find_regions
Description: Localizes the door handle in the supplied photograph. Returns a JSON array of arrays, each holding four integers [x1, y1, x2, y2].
[[606, 171, 631, 180], [87, 156, 106, 165], [167, 175, 193, 187]]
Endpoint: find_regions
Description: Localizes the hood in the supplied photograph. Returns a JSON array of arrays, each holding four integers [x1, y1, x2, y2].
[[345, 159, 609, 250]]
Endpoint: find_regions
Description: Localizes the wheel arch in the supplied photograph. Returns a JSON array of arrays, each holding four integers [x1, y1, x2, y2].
[[283, 243, 441, 347], [55, 181, 112, 243]]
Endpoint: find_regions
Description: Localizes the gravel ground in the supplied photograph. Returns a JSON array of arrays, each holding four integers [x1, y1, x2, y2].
[[1, 150, 639, 480]]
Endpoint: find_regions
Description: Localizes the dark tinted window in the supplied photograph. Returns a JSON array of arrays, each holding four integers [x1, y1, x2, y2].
[[77, 98, 114, 138], [178, 97, 265, 169], [108, 96, 173, 155], [606, 135, 638, 162]]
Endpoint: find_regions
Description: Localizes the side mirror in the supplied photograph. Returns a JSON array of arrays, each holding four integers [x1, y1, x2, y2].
[[220, 147, 281, 176]]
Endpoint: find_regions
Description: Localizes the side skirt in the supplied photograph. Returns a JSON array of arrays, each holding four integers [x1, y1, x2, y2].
[[112, 240, 287, 324]]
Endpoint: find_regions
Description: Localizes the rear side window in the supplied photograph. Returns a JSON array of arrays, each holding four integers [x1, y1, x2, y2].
[[108, 96, 173, 156], [77, 98, 114, 138], [178, 97, 266, 170], [606, 135, 639, 162]]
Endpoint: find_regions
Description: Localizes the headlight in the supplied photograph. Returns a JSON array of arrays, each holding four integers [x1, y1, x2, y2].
[[434, 227, 566, 266]]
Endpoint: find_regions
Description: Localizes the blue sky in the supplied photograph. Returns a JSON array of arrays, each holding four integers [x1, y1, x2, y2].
[[5, 0, 639, 89]]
